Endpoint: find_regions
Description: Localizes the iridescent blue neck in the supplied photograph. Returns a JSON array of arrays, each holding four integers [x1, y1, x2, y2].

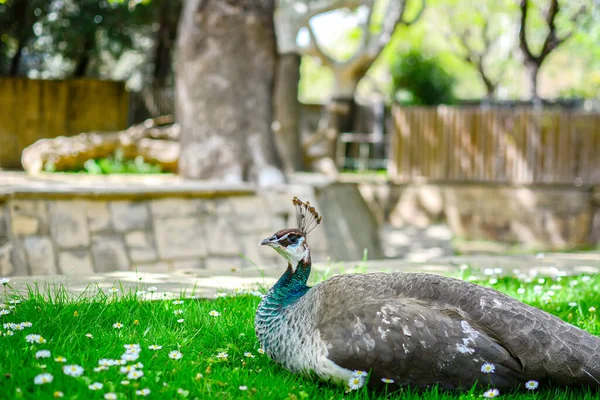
[[258, 260, 311, 318]]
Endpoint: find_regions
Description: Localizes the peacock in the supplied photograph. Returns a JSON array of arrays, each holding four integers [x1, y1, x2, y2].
[[255, 197, 600, 391]]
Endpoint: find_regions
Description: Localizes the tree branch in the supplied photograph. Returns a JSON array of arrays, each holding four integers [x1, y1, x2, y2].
[[296, 0, 361, 25], [518, 0, 537, 63], [305, 20, 336, 67], [401, 0, 426, 26]]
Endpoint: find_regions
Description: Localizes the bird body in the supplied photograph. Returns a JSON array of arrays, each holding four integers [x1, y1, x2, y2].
[[256, 198, 600, 390]]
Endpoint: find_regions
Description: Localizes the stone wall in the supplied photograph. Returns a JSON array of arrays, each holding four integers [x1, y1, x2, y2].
[[358, 182, 600, 250], [0, 173, 381, 276]]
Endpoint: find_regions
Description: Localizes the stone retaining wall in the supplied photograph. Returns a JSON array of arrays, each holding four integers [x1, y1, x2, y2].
[[358, 181, 600, 250], [0, 174, 381, 276]]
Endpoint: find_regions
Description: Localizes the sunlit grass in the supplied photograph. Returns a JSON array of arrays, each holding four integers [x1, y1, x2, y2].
[[0, 272, 599, 399]]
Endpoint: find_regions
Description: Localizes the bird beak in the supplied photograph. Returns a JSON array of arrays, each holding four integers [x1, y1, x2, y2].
[[259, 236, 276, 247]]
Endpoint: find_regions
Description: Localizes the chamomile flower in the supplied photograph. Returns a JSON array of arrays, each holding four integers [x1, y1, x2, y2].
[[348, 376, 364, 390], [517, 288, 526, 294], [481, 362, 496, 373], [4, 330, 14, 336], [173, 300, 184, 305], [136, 388, 151, 396], [169, 350, 183, 360], [0, 309, 10, 316], [352, 370, 368, 378], [195, 373, 203, 380], [63, 364, 84, 377], [121, 352, 139, 362], [120, 365, 137, 374], [174, 309, 184, 315], [88, 382, 103, 390], [121, 380, 130, 385], [34, 373, 53, 385], [0, 277, 9, 285], [22, 321, 32, 327], [36, 350, 51, 359], [136, 290, 146, 296], [109, 288, 119, 294], [104, 393, 117, 400], [148, 344, 162, 350], [53, 391, 64, 398], [98, 359, 113, 367], [381, 378, 395, 384], [257, 348, 265, 354], [134, 362, 144, 369], [525, 380, 539, 390], [569, 302, 578, 307], [148, 286, 158, 293], [216, 352, 228, 359], [239, 386, 248, 391], [93, 366, 108, 372], [244, 352, 255, 358], [128, 370, 144, 380], [209, 310, 220, 317], [590, 307, 597, 313], [177, 319, 184, 323], [483, 388, 500, 398], [113, 322, 124, 329], [124, 344, 141, 352], [85, 333, 93, 338], [25, 334, 45, 343], [215, 292, 227, 298], [54, 356, 67, 363]]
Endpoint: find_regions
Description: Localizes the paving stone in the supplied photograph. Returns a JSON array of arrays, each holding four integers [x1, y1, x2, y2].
[[204, 257, 243, 271], [23, 236, 56, 275], [134, 262, 170, 273], [110, 201, 149, 232], [48, 201, 90, 248], [91, 235, 130, 272], [150, 198, 203, 218], [172, 259, 204, 272], [125, 230, 158, 263], [86, 201, 111, 232], [9, 200, 49, 236], [58, 250, 94, 274], [205, 217, 241, 256], [154, 217, 207, 259]]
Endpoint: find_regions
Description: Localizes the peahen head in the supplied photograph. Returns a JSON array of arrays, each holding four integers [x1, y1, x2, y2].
[[259, 197, 322, 273]]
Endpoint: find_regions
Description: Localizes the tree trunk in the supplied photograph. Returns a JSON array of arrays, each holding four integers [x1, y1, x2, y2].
[[526, 62, 540, 101], [9, 42, 24, 76], [176, 0, 284, 185], [73, 37, 94, 78], [273, 52, 302, 173], [152, 0, 181, 88]]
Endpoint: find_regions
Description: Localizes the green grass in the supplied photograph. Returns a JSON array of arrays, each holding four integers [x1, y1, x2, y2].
[[43, 149, 165, 175], [0, 272, 599, 400]]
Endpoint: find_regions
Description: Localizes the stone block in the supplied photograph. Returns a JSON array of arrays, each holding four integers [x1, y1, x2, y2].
[[110, 201, 149, 232], [58, 250, 94, 274], [235, 214, 272, 234], [0, 243, 13, 276], [24, 236, 57, 275], [125, 231, 158, 263], [229, 196, 268, 215], [154, 217, 207, 259], [204, 257, 243, 271], [134, 262, 170, 273], [86, 201, 111, 232], [0, 204, 7, 246], [6, 241, 28, 276], [150, 198, 203, 218], [172, 259, 204, 272], [9, 200, 49, 236], [48, 201, 90, 248], [240, 235, 276, 268], [205, 217, 241, 256], [214, 198, 233, 215], [91, 235, 130, 272]]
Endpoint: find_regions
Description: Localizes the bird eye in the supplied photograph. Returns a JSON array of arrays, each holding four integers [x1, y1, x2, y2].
[[289, 235, 298, 244]]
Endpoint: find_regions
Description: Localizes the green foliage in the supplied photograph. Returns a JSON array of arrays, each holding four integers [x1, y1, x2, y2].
[[0, 273, 598, 399], [390, 50, 456, 105], [44, 149, 164, 174]]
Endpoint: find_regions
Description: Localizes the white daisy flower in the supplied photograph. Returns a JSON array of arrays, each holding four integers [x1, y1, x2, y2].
[[209, 310, 220, 317], [215, 292, 227, 298], [177, 318, 184, 323], [195, 373, 203, 380], [581, 276, 591, 282], [0, 309, 10, 316], [568, 302, 577, 307], [25, 334, 44, 343], [9, 299, 21, 304], [93, 366, 108, 372], [148, 286, 158, 293], [481, 362, 496, 373], [63, 364, 84, 377], [381, 378, 394, 383], [120, 365, 137, 374], [54, 356, 67, 363], [136, 388, 151, 396], [88, 382, 103, 390], [4, 330, 14, 336], [348, 376, 364, 390], [98, 359, 113, 367], [121, 352, 139, 362], [148, 344, 162, 350], [33, 373, 53, 385], [0, 277, 9, 285], [109, 288, 119, 294], [352, 370, 368, 378], [174, 309, 184, 315], [257, 348, 265, 354], [525, 380, 539, 390], [3, 323, 16, 330], [22, 321, 32, 327], [483, 388, 500, 398], [239, 386, 248, 391], [121, 380, 130, 385], [173, 300, 184, 305], [124, 344, 141, 352], [127, 370, 144, 380], [169, 350, 183, 360], [85, 333, 93, 338], [36, 350, 51, 359], [590, 307, 597, 313], [104, 393, 117, 400], [136, 290, 146, 296], [244, 352, 255, 358], [53, 391, 64, 398], [39, 364, 46, 369], [113, 322, 124, 329], [216, 352, 228, 359], [133, 362, 144, 369]]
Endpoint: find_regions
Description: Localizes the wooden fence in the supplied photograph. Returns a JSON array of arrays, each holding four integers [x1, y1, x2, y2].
[[0, 78, 129, 169], [389, 106, 600, 185]]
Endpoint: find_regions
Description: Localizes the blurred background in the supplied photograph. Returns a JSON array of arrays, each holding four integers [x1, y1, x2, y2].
[[0, 0, 599, 278]]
